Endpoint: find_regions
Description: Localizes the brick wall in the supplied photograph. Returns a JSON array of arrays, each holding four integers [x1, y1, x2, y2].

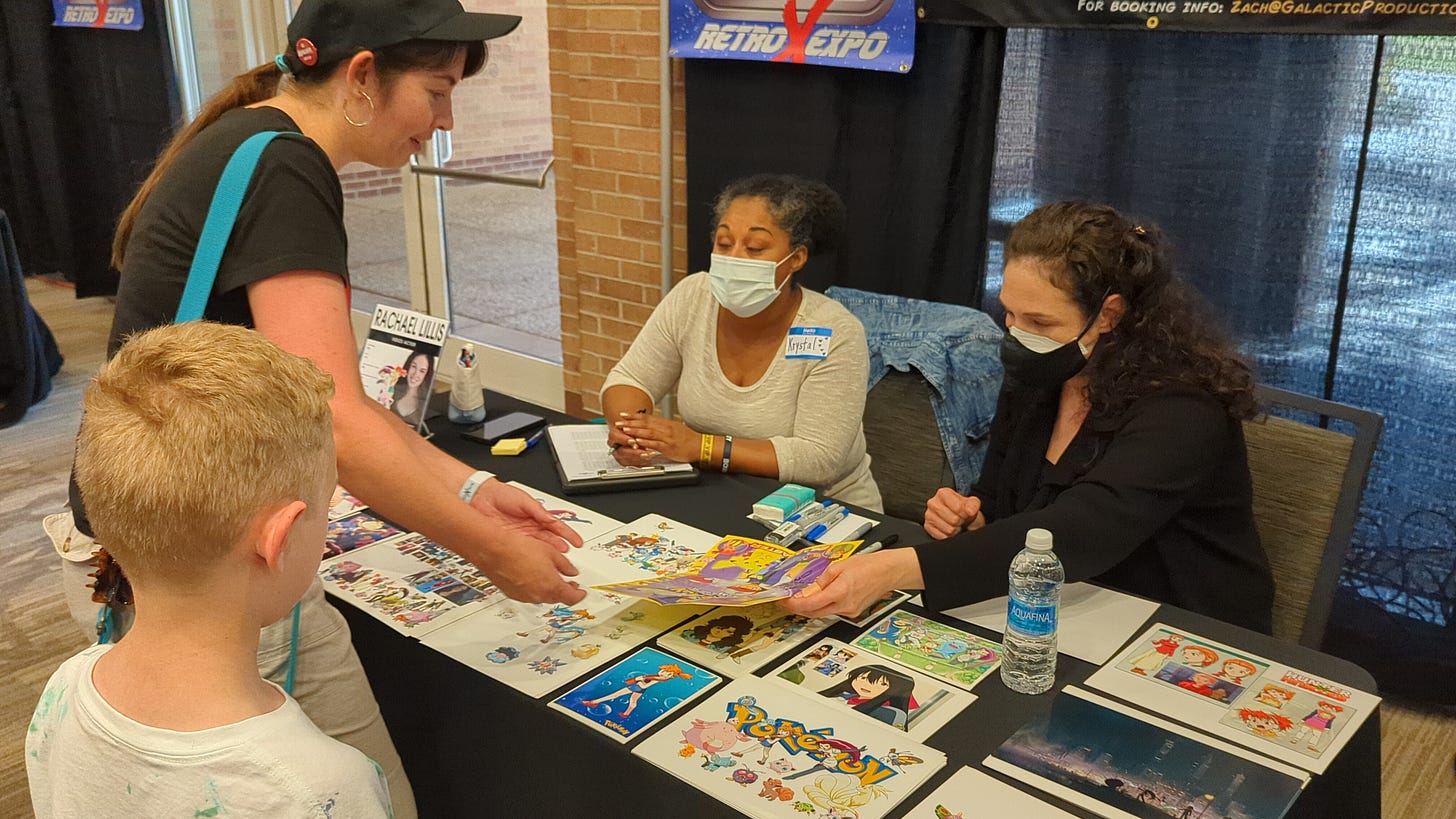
[[548, 1, 688, 418]]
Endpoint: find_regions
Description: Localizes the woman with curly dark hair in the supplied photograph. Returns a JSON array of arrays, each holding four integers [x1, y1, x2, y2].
[[782, 201, 1274, 633]]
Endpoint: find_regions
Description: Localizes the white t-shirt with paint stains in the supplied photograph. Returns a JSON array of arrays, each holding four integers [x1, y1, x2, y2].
[[26, 643, 390, 818]]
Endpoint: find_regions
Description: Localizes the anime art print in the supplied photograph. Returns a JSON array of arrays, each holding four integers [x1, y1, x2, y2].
[[1086, 623, 1380, 775], [318, 532, 505, 636], [506, 481, 625, 543], [985, 687, 1309, 819], [327, 485, 369, 521], [767, 639, 974, 741], [852, 612, 1002, 691], [571, 512, 724, 582], [550, 647, 720, 742], [323, 512, 405, 557], [901, 767, 1075, 818], [1114, 627, 1268, 705], [421, 598, 703, 698], [658, 601, 833, 678], [594, 536, 859, 606], [632, 679, 945, 819]]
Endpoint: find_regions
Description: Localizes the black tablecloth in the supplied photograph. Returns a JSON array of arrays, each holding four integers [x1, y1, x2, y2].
[[334, 392, 1381, 819]]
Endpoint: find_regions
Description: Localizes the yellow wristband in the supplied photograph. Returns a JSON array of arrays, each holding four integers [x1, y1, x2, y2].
[[699, 434, 714, 467]]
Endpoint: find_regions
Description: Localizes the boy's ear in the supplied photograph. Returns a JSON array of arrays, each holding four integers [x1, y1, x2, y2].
[[254, 500, 310, 572]]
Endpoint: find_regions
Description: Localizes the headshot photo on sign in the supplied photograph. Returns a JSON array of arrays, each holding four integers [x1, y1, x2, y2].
[[391, 350, 437, 430]]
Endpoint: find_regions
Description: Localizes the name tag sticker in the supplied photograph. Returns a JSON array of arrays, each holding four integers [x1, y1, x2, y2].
[[785, 327, 832, 359]]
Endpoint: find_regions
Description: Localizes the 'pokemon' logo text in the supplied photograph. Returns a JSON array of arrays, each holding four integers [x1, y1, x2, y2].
[[726, 700, 897, 786]]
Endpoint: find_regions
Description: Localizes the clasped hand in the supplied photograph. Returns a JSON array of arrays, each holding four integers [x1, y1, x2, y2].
[[608, 412, 700, 467]]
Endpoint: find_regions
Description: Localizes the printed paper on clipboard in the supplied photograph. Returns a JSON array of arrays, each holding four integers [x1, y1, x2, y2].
[[546, 424, 698, 494]]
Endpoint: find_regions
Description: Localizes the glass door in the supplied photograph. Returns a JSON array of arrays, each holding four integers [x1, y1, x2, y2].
[[167, 0, 563, 403]]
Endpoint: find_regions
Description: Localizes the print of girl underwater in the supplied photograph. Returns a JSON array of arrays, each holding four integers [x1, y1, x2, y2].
[[582, 663, 693, 718]]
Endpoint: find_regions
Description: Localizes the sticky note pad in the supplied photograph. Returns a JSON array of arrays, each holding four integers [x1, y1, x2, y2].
[[490, 437, 528, 456]]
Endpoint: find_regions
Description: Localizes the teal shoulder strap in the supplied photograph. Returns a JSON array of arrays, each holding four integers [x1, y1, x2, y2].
[[149, 130, 305, 673], [175, 130, 295, 323]]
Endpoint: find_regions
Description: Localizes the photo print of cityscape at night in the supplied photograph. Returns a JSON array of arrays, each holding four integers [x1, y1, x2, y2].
[[987, 688, 1308, 819]]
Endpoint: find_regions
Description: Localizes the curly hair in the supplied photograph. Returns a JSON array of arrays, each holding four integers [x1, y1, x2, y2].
[[711, 174, 846, 255], [1005, 201, 1257, 421]]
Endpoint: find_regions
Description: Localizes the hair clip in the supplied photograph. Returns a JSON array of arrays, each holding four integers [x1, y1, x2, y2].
[[1133, 225, 1147, 235]]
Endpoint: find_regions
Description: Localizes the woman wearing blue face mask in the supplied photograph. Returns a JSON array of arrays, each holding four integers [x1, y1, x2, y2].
[[781, 201, 1274, 633], [601, 174, 882, 512]]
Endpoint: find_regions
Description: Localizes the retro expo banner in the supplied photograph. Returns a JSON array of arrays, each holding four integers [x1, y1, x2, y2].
[[52, 0, 145, 30], [926, 0, 1456, 34], [669, 0, 917, 73]]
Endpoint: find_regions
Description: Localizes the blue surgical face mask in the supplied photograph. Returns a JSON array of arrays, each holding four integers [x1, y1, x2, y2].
[[708, 252, 795, 318]]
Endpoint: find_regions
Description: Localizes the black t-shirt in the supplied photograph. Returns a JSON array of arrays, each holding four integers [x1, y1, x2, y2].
[[74, 106, 349, 535], [107, 106, 349, 355]]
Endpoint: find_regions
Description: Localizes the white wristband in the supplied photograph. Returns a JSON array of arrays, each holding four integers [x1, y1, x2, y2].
[[458, 470, 492, 503]]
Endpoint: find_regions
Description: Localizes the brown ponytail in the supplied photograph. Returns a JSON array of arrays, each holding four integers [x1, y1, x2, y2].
[[111, 62, 283, 270]]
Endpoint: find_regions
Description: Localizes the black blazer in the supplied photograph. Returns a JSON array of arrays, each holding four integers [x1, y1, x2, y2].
[[914, 384, 1275, 634]]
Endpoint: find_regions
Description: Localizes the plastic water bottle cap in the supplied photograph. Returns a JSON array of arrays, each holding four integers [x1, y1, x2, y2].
[[1024, 528, 1054, 551]]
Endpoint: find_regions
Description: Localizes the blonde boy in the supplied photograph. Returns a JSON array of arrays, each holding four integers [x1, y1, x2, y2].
[[26, 322, 390, 818]]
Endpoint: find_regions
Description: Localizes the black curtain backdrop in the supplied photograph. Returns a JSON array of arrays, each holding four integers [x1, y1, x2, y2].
[[0, 0, 178, 296], [684, 23, 1005, 306], [987, 30, 1456, 702]]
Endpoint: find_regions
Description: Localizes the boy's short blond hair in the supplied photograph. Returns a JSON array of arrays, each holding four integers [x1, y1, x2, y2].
[[75, 322, 335, 583]]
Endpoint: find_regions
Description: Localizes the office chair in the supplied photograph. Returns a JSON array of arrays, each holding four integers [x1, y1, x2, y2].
[[1243, 385, 1383, 648], [862, 368, 958, 523]]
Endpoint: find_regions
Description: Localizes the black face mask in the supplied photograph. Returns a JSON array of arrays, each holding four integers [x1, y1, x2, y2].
[[998, 301, 1104, 390]]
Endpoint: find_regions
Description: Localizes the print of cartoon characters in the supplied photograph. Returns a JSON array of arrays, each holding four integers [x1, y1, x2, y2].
[[1129, 633, 1184, 675], [1254, 684, 1296, 709], [725, 615, 810, 664], [683, 614, 754, 653], [517, 605, 597, 644], [581, 663, 693, 718], [680, 719, 750, 771], [1289, 701, 1343, 751], [818, 664, 919, 730], [1238, 708, 1294, 738]]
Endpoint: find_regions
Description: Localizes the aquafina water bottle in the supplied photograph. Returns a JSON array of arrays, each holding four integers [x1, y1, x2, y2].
[[1000, 527, 1063, 694]]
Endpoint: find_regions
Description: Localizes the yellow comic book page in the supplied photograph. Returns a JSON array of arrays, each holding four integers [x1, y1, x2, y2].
[[591, 539, 860, 607]]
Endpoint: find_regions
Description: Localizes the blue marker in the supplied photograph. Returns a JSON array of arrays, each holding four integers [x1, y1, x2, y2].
[[524, 428, 546, 449], [804, 508, 849, 543]]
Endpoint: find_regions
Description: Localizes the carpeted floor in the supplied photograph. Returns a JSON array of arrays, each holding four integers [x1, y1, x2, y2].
[[3, 277, 1454, 818]]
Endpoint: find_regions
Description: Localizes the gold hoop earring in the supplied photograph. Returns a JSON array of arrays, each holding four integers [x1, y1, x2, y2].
[[343, 90, 375, 127]]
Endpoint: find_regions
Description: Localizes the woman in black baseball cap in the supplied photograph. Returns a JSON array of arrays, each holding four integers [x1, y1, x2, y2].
[[76, 4, 587, 818]]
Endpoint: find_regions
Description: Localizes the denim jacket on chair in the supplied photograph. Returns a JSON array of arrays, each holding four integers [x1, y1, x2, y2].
[[826, 286, 1004, 492]]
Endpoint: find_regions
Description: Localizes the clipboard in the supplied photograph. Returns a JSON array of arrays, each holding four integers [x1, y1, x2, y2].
[[545, 424, 700, 495]]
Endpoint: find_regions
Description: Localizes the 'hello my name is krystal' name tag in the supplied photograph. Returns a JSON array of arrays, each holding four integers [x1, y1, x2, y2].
[[785, 327, 832, 359]]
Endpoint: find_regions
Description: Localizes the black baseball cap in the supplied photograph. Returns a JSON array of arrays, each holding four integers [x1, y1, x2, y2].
[[282, 0, 521, 72]]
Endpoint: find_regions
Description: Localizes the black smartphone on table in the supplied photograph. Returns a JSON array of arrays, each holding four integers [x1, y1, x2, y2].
[[460, 411, 546, 446]]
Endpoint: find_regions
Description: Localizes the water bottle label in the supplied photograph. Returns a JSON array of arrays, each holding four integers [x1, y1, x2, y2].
[[1007, 599, 1057, 637]]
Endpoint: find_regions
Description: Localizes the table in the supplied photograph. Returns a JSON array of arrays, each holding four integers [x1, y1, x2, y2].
[[335, 392, 1381, 818]]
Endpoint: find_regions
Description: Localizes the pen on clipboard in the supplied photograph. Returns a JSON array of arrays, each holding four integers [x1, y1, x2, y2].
[[597, 465, 665, 479], [856, 533, 899, 555]]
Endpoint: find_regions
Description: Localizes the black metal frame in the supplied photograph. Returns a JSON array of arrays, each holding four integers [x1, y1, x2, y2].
[[1254, 384, 1384, 648]]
